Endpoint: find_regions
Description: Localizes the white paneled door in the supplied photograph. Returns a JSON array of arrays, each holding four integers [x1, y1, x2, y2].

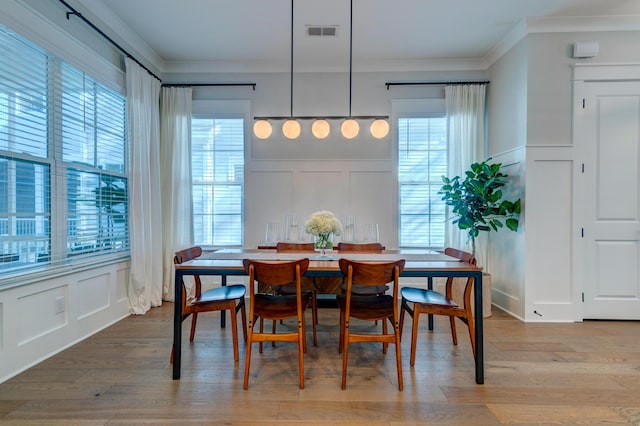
[[577, 80, 640, 320]]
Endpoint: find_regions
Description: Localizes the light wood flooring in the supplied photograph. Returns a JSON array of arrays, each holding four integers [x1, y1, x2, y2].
[[1, 304, 639, 425]]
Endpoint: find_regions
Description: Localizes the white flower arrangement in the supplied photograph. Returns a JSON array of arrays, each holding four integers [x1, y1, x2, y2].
[[304, 210, 342, 237]]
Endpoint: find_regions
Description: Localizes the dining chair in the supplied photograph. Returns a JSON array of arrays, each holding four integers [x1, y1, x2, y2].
[[272, 242, 319, 332], [242, 257, 313, 389], [399, 247, 477, 366], [336, 242, 387, 296], [171, 246, 247, 362], [337, 258, 405, 391]]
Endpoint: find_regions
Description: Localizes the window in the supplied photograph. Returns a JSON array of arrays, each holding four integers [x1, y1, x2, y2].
[[191, 117, 244, 247], [0, 24, 128, 280], [398, 116, 447, 248]]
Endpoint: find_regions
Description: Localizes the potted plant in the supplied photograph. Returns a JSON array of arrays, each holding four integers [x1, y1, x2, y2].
[[439, 158, 521, 257]]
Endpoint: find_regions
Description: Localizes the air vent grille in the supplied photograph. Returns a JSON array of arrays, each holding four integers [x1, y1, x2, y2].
[[306, 25, 338, 37]]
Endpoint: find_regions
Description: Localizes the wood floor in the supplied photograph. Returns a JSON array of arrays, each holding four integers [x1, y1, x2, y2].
[[1, 303, 639, 425]]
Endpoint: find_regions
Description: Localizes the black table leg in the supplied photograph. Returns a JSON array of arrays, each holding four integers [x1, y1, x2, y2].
[[427, 276, 434, 330], [220, 275, 227, 328], [172, 270, 182, 380], [474, 271, 484, 384]]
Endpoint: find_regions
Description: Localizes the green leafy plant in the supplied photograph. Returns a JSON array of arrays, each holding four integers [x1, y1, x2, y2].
[[439, 159, 521, 256]]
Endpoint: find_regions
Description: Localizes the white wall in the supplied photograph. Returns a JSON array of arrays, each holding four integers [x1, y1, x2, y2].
[[488, 29, 640, 322]]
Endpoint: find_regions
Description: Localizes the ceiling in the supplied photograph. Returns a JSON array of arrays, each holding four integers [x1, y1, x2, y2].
[[78, 0, 640, 74]]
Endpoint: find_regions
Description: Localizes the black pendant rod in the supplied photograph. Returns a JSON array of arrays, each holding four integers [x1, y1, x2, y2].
[[385, 81, 490, 90], [348, 0, 353, 117], [289, 0, 294, 117]]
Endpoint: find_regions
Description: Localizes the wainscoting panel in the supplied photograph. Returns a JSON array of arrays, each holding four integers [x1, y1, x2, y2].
[[17, 285, 68, 345], [77, 272, 110, 320], [348, 171, 395, 245]]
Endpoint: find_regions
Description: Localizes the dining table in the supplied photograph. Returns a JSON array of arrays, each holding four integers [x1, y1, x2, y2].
[[172, 248, 485, 384]]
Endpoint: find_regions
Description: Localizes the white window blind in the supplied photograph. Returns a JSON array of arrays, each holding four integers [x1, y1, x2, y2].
[[0, 23, 128, 281], [58, 64, 128, 260], [398, 116, 447, 248], [191, 117, 244, 247]]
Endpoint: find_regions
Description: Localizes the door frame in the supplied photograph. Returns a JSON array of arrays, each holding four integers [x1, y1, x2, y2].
[[572, 63, 640, 321]]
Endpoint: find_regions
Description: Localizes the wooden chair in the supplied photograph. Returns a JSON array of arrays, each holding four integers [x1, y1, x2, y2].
[[336, 242, 388, 296], [337, 258, 405, 391], [272, 242, 319, 331], [171, 246, 247, 362], [242, 258, 313, 389], [399, 247, 477, 366], [336, 242, 386, 252]]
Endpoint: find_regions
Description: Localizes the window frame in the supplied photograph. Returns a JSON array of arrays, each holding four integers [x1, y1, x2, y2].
[[0, 23, 128, 286], [191, 100, 249, 249], [393, 99, 447, 249]]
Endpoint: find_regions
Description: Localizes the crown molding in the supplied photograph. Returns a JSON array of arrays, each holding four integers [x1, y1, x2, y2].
[[75, 0, 165, 73], [527, 15, 640, 33]]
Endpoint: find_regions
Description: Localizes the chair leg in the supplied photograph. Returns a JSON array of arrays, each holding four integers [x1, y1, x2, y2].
[[449, 316, 458, 346], [399, 300, 406, 342], [189, 312, 198, 342], [338, 308, 344, 353], [259, 317, 264, 353], [272, 319, 277, 347], [394, 320, 403, 391], [341, 327, 349, 390], [243, 329, 253, 389], [312, 290, 318, 325], [239, 300, 248, 341], [311, 302, 317, 347], [382, 317, 388, 354], [298, 317, 305, 389], [410, 308, 420, 367], [466, 315, 476, 359], [229, 304, 239, 362]]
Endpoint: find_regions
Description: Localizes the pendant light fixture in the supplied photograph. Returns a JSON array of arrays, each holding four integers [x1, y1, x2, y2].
[[340, 0, 360, 139], [253, 0, 389, 140], [281, 0, 300, 139]]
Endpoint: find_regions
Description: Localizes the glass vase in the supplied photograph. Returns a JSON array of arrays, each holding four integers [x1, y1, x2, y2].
[[313, 232, 334, 256]]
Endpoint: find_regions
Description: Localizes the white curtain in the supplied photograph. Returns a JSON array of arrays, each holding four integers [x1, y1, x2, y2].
[[160, 87, 194, 302], [444, 84, 487, 260], [125, 58, 163, 314]]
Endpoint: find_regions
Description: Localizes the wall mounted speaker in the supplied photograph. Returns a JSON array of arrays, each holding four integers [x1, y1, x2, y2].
[[573, 42, 599, 58]]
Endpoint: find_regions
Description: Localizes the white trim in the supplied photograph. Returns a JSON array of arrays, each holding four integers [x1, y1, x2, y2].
[[573, 63, 640, 81], [528, 15, 640, 34]]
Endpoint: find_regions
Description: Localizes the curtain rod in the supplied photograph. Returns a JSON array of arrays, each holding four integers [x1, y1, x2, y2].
[[58, 0, 161, 82], [385, 81, 490, 90], [162, 83, 256, 90]]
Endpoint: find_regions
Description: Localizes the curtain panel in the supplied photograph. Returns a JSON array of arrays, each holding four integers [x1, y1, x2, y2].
[[444, 84, 487, 263], [160, 87, 194, 302], [125, 58, 163, 314]]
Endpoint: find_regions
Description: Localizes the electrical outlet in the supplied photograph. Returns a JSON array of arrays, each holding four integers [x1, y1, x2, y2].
[[55, 296, 65, 314]]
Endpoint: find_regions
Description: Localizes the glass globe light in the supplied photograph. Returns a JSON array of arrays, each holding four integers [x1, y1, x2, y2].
[[282, 119, 301, 139], [253, 120, 272, 139], [370, 119, 389, 139], [341, 118, 359, 139], [311, 119, 330, 139]]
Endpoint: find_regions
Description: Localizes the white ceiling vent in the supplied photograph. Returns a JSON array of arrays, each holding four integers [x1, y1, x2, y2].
[[306, 25, 339, 37]]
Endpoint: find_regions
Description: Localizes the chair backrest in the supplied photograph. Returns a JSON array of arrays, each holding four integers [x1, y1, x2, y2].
[[174, 246, 203, 265], [444, 247, 476, 265], [443, 247, 477, 307], [338, 258, 405, 288], [336, 242, 384, 252], [276, 242, 315, 252], [243, 258, 310, 287], [174, 246, 203, 308]]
